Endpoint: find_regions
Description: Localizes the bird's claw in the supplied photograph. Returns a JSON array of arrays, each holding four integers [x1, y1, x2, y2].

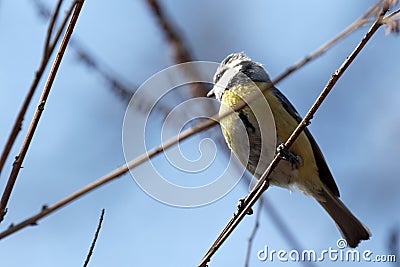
[[236, 198, 253, 215], [277, 144, 303, 167]]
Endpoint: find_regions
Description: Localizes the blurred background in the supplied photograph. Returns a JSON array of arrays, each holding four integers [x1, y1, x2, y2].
[[0, 0, 399, 266]]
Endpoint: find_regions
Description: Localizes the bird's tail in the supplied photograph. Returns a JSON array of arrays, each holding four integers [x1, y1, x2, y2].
[[318, 186, 371, 248]]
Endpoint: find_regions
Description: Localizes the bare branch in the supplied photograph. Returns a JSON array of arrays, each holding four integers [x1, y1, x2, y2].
[[0, 0, 85, 223], [0, 0, 76, 175], [273, 0, 380, 85], [145, 0, 210, 100], [197, 6, 390, 267], [43, 0, 63, 58], [244, 198, 263, 267], [241, 173, 317, 267], [83, 209, 105, 267], [383, 0, 399, 10], [32, 0, 52, 18], [70, 39, 135, 103], [384, 7, 400, 19], [383, 8, 400, 34], [145, 0, 192, 64], [37, 1, 139, 104]]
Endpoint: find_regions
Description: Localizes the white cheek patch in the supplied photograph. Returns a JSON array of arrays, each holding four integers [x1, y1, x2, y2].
[[214, 68, 239, 101]]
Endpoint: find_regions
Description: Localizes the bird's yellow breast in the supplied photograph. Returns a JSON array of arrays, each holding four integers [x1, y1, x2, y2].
[[220, 82, 323, 195]]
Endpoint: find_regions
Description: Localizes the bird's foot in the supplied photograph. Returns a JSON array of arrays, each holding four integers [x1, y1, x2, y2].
[[277, 144, 303, 168], [236, 198, 253, 216]]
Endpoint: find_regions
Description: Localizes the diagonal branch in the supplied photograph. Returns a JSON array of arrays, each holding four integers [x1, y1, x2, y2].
[[33, 1, 137, 104], [70, 39, 136, 103], [197, 6, 390, 267], [145, 0, 209, 99], [241, 173, 317, 267], [43, 0, 63, 59], [244, 198, 263, 267], [382, 7, 400, 34], [145, 0, 192, 64], [0, 0, 85, 223], [0, 0, 76, 176], [273, 0, 380, 85], [83, 209, 105, 267]]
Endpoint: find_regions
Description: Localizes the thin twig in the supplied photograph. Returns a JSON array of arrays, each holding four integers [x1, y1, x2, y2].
[[241, 173, 317, 267], [382, 7, 400, 34], [262, 196, 317, 267], [83, 209, 105, 267], [273, 0, 380, 85], [244, 198, 263, 267], [145, 0, 209, 99], [145, 0, 192, 64], [0, 0, 76, 175], [384, 7, 400, 19], [43, 0, 63, 59], [197, 6, 390, 267], [48, 2, 79, 56], [0, 0, 85, 223], [0, 2, 395, 240], [0, 162, 123, 239], [33, 1, 137, 104], [70, 39, 135, 103]]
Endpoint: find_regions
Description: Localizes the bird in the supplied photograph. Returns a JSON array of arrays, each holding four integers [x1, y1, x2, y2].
[[207, 52, 371, 248]]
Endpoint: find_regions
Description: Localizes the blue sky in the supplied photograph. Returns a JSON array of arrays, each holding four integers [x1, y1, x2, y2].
[[0, 0, 399, 266]]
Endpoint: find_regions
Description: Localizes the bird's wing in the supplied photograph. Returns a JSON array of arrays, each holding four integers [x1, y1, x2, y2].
[[271, 87, 340, 197]]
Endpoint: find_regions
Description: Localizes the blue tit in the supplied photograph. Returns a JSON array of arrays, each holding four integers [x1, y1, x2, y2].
[[207, 52, 370, 248]]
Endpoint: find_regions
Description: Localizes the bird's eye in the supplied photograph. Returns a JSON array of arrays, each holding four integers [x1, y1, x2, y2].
[[215, 71, 224, 83]]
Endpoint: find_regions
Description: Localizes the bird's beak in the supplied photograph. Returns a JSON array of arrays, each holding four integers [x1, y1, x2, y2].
[[206, 88, 215, 97]]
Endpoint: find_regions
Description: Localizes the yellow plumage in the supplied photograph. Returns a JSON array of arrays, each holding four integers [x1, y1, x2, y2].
[[220, 82, 323, 197]]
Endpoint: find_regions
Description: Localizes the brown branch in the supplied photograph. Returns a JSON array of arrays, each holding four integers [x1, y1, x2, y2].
[[0, 0, 85, 223], [0, 164, 122, 239], [273, 0, 380, 85], [48, 2, 79, 57], [383, 7, 400, 34], [43, 0, 63, 59], [83, 209, 105, 267], [146, 0, 192, 64], [32, 1, 136, 104], [0, 0, 76, 175], [244, 198, 263, 267], [145, 0, 209, 99], [197, 6, 390, 267], [0, 1, 394, 241], [384, 7, 400, 19], [70, 39, 135, 103], [241, 173, 317, 267]]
